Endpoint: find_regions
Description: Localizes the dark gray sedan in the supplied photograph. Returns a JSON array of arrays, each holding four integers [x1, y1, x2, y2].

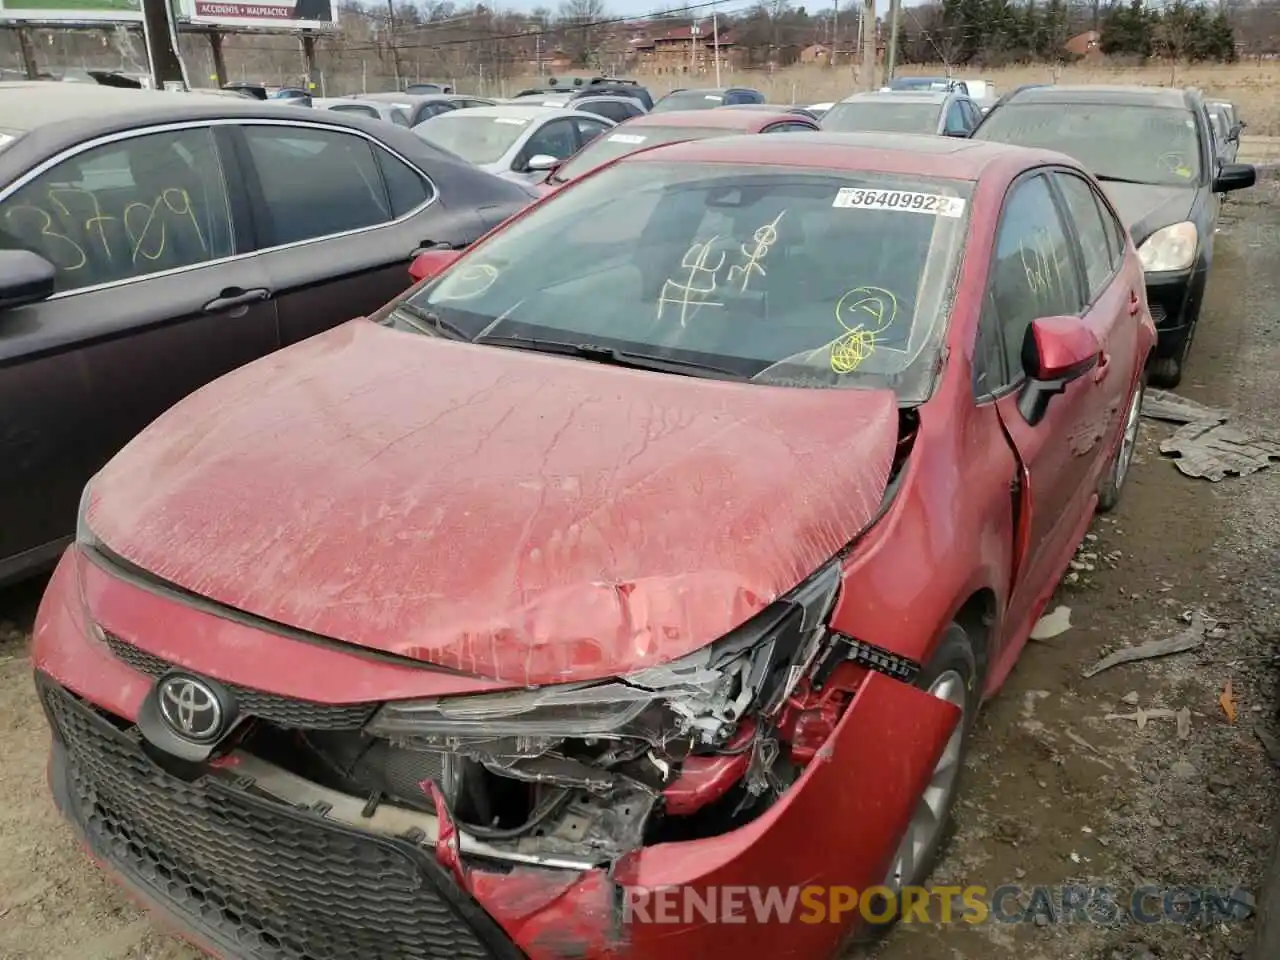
[[0, 82, 533, 585], [821, 90, 983, 137]]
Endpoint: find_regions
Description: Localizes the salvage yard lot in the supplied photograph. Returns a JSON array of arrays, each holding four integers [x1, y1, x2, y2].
[[1, 156, 1279, 960]]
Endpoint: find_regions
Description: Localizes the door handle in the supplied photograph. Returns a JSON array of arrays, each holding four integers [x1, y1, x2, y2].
[[1128, 290, 1142, 316], [1093, 351, 1111, 383], [204, 288, 269, 313]]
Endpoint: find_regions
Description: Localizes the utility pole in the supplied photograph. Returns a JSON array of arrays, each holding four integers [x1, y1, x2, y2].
[[830, 1, 838, 67], [886, 0, 901, 81], [139, 0, 187, 89], [15, 27, 38, 79], [690, 19, 699, 76], [385, 0, 401, 89], [712, 6, 721, 86], [860, 0, 876, 90]]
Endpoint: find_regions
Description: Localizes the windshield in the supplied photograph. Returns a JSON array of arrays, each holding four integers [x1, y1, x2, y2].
[[890, 78, 946, 91], [555, 126, 733, 182], [413, 114, 529, 164], [974, 102, 1203, 185], [822, 101, 941, 134], [396, 162, 971, 400], [652, 91, 726, 112]]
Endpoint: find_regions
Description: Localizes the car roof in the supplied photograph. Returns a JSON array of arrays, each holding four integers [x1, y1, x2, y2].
[[624, 108, 800, 129], [0, 81, 316, 133], [427, 104, 597, 121], [1001, 84, 1192, 109], [620, 131, 1071, 181], [839, 90, 949, 105]]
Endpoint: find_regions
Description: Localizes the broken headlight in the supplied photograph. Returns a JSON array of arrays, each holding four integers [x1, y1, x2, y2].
[[366, 561, 844, 756]]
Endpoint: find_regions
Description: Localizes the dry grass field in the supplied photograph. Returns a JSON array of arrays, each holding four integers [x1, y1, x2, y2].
[[486, 60, 1280, 138]]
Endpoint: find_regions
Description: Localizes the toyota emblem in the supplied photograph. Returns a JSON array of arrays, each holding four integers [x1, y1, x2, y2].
[[157, 675, 225, 743]]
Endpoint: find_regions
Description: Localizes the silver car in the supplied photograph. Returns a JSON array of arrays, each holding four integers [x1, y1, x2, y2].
[[412, 105, 615, 183], [1207, 101, 1241, 165], [821, 90, 982, 137], [357, 92, 497, 127], [312, 97, 412, 127]]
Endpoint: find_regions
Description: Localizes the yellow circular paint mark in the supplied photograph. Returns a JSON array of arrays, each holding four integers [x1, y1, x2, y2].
[[830, 286, 899, 374]]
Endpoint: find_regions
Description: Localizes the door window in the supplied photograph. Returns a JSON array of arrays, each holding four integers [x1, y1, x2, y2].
[[0, 126, 233, 293], [943, 101, 968, 135], [988, 174, 1085, 383], [376, 148, 433, 217], [242, 125, 391, 246], [581, 101, 633, 124], [1054, 172, 1116, 302], [573, 117, 612, 148], [520, 119, 579, 167]]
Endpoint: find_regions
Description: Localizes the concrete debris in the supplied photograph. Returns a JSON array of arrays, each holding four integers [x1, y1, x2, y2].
[[1121, 691, 1141, 705], [1160, 420, 1280, 481], [1030, 605, 1073, 641], [1141, 388, 1229, 425], [1176, 707, 1191, 739], [1083, 610, 1208, 678]]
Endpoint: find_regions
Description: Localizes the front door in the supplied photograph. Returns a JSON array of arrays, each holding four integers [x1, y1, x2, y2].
[[983, 173, 1100, 634], [0, 124, 277, 575]]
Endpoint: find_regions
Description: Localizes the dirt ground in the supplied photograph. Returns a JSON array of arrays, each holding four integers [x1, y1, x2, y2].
[[3, 190, 1280, 960]]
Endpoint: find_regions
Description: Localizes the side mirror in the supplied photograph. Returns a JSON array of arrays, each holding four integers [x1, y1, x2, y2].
[[1227, 122, 1243, 142], [408, 248, 463, 283], [1213, 162, 1256, 194], [525, 153, 560, 173], [0, 250, 56, 311], [1017, 315, 1101, 426]]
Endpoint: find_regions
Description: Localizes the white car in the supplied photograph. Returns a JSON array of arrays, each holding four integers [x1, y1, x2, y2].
[[413, 105, 615, 183], [963, 79, 998, 113]]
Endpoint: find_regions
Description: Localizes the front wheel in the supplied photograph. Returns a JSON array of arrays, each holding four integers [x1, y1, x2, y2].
[[853, 623, 978, 943], [1097, 380, 1144, 513]]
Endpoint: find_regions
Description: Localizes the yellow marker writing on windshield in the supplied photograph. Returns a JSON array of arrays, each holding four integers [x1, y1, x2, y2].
[[830, 286, 899, 374]]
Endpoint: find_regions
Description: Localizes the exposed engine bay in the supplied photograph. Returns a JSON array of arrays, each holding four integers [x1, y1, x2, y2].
[[234, 412, 922, 866]]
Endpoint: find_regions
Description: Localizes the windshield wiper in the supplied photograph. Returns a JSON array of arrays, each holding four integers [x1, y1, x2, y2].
[[393, 303, 471, 341], [474, 334, 747, 380]]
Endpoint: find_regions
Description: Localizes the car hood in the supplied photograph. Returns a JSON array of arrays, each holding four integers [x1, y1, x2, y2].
[[1098, 181, 1196, 245], [86, 321, 899, 686]]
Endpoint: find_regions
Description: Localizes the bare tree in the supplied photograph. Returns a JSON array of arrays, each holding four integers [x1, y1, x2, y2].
[[559, 0, 607, 65]]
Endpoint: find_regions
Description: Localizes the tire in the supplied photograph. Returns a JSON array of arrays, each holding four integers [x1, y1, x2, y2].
[[853, 623, 979, 944], [1147, 355, 1182, 389], [1097, 380, 1144, 513]]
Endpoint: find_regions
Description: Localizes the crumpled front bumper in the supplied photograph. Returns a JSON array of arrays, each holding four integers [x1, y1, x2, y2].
[[33, 547, 960, 959]]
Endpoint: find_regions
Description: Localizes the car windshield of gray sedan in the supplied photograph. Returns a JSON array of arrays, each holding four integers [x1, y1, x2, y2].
[[394, 162, 972, 399], [413, 114, 530, 164], [822, 101, 941, 134], [974, 103, 1203, 186]]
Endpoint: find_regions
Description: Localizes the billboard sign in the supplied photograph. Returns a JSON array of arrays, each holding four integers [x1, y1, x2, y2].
[[180, 0, 335, 30], [0, 0, 143, 23]]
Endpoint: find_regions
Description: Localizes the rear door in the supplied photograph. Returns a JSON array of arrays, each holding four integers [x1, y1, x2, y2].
[[983, 172, 1101, 632], [0, 123, 277, 577], [1050, 169, 1140, 448], [228, 120, 453, 347]]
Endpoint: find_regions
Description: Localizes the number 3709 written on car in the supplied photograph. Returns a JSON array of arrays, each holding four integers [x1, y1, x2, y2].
[[833, 187, 966, 218]]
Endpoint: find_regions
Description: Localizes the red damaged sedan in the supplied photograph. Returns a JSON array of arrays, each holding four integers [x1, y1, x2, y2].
[[34, 132, 1155, 959]]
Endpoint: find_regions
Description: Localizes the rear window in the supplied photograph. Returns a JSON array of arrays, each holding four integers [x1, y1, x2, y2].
[[822, 101, 941, 134], [402, 161, 971, 401], [974, 102, 1203, 186], [553, 126, 733, 183]]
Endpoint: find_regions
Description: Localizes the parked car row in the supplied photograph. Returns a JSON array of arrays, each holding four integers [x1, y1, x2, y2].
[[1, 71, 1261, 960]]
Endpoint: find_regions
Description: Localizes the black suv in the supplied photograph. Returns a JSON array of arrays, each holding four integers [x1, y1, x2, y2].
[[972, 84, 1255, 387]]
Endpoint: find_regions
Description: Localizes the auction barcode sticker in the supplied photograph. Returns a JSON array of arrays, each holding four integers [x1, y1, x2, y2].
[[833, 187, 966, 218], [609, 133, 647, 144]]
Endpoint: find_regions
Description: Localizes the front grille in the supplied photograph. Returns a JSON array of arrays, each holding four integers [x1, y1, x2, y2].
[[102, 631, 377, 730], [43, 682, 517, 960]]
